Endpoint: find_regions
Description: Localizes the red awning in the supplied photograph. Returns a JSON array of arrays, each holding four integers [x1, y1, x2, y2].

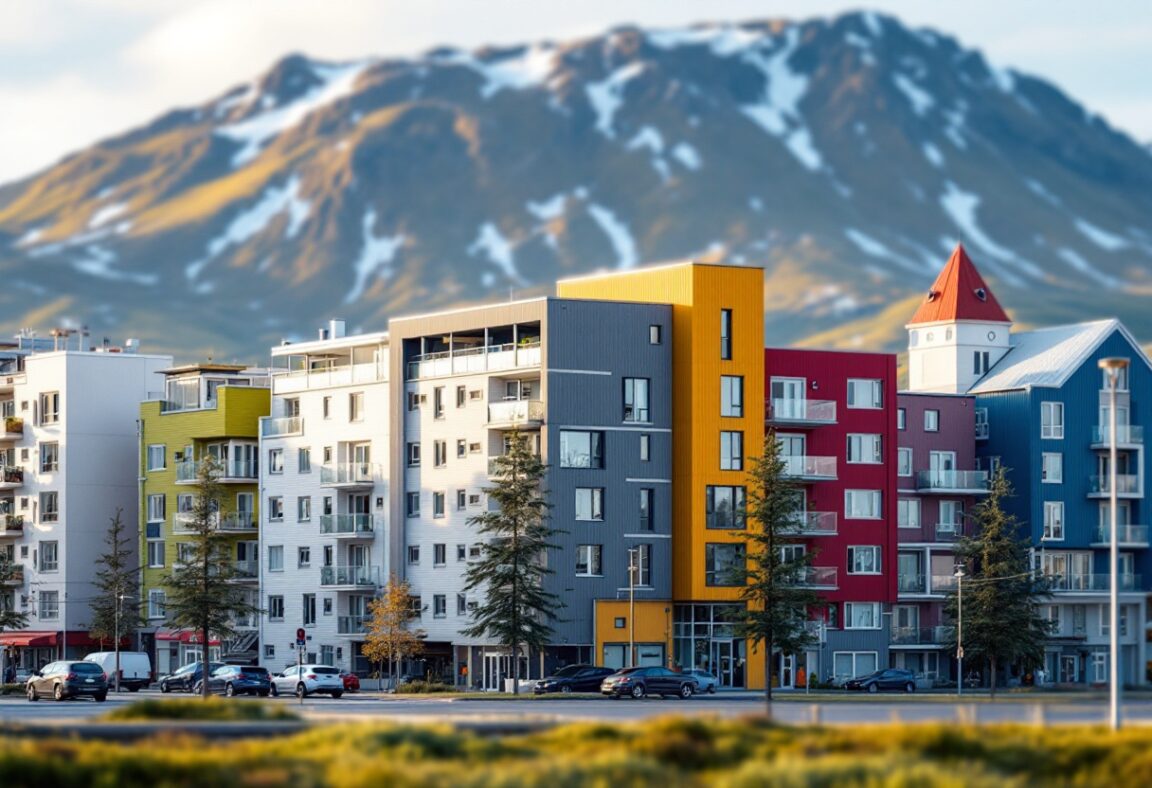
[[155, 629, 220, 646], [0, 631, 57, 647]]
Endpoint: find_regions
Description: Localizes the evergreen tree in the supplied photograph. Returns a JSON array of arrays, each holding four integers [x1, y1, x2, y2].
[[461, 431, 561, 694], [736, 431, 826, 713], [363, 575, 425, 690], [162, 456, 261, 698], [945, 467, 1051, 697], [87, 509, 142, 657], [0, 550, 28, 683]]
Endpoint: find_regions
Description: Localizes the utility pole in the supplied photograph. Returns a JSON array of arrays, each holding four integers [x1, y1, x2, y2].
[[628, 548, 636, 666], [1099, 357, 1129, 731], [955, 565, 965, 696]]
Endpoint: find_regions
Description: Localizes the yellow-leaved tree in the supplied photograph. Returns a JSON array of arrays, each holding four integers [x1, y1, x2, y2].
[[363, 575, 425, 690]]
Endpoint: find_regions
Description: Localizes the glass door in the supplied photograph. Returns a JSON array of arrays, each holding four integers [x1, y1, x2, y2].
[[770, 377, 805, 419], [236, 493, 254, 528], [352, 443, 371, 479], [1060, 655, 1078, 683], [777, 434, 806, 476], [711, 640, 735, 687], [929, 451, 956, 486]]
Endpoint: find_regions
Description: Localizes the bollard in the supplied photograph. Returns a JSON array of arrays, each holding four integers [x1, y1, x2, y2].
[[1031, 703, 1047, 728], [809, 705, 821, 726]]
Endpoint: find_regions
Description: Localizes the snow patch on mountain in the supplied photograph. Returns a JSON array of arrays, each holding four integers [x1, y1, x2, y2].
[[469, 222, 520, 282], [892, 74, 934, 116], [672, 142, 702, 170], [1025, 179, 1061, 206], [922, 142, 945, 168], [587, 203, 638, 269], [438, 45, 560, 99], [344, 209, 405, 303], [1056, 247, 1119, 288], [88, 202, 129, 230], [14, 227, 45, 248], [526, 194, 567, 221], [585, 62, 646, 138], [645, 24, 766, 57], [626, 127, 671, 181], [939, 181, 1042, 284], [1074, 218, 1128, 251]]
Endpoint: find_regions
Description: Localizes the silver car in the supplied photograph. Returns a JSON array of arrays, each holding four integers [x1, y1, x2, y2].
[[270, 664, 344, 698], [687, 669, 719, 694]]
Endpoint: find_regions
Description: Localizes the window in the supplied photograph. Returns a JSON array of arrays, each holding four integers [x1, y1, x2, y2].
[[847, 379, 882, 409], [1042, 453, 1063, 483], [1041, 402, 1064, 439], [267, 596, 284, 620], [268, 496, 283, 521], [974, 351, 990, 375], [456, 386, 467, 408], [147, 540, 165, 568], [1044, 501, 1064, 540], [322, 396, 332, 419], [433, 595, 447, 618], [704, 543, 745, 586], [469, 441, 482, 454], [268, 545, 284, 572], [350, 392, 365, 421], [630, 544, 652, 586], [939, 501, 963, 529], [848, 546, 881, 574], [39, 392, 59, 424], [303, 594, 316, 626], [845, 490, 882, 519], [298, 447, 311, 473], [268, 448, 284, 474], [457, 594, 468, 615], [468, 493, 481, 507], [924, 410, 940, 432], [720, 309, 733, 360], [832, 651, 877, 682], [1102, 365, 1129, 391], [847, 434, 882, 464], [897, 499, 920, 528], [897, 448, 912, 477], [408, 545, 420, 565], [39, 492, 58, 523], [469, 544, 482, 560], [323, 446, 333, 464], [706, 485, 747, 529], [39, 541, 58, 572], [433, 387, 445, 419], [640, 434, 650, 462], [623, 378, 650, 422], [559, 430, 604, 468], [39, 590, 59, 620], [297, 546, 311, 568], [39, 441, 59, 472], [297, 496, 311, 521], [897, 408, 906, 430], [433, 492, 445, 519], [649, 324, 662, 345], [720, 431, 743, 470], [575, 545, 603, 576], [406, 492, 420, 517], [409, 596, 423, 617], [456, 439, 466, 459], [434, 544, 447, 566], [575, 488, 604, 521], [457, 544, 466, 562], [147, 444, 166, 471], [176, 542, 194, 565], [433, 440, 447, 468], [147, 494, 165, 523], [720, 376, 744, 417], [469, 389, 483, 401], [407, 442, 421, 467], [456, 489, 466, 510], [406, 392, 419, 411], [845, 602, 881, 629], [639, 488, 654, 531], [147, 589, 166, 619]]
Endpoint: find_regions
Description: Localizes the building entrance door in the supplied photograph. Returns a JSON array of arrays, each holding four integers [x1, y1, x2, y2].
[[1060, 655, 1078, 683], [777, 653, 795, 688], [711, 640, 735, 687]]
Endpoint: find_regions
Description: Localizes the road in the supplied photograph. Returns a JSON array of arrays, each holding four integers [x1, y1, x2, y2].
[[3, 688, 1152, 727]]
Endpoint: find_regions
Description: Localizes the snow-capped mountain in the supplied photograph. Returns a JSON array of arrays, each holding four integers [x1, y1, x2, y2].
[[2, 11, 1151, 358]]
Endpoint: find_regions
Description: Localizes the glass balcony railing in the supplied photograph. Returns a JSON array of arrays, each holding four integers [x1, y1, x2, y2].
[[175, 459, 258, 482], [786, 511, 837, 536], [487, 399, 545, 427], [320, 565, 380, 587], [898, 574, 926, 594], [931, 574, 959, 592], [795, 567, 838, 588], [338, 615, 369, 635], [320, 463, 378, 486], [1088, 475, 1141, 495], [0, 466, 24, 487], [1048, 573, 1141, 592], [891, 625, 954, 645], [1, 565, 24, 584], [935, 522, 963, 541], [1092, 524, 1150, 545], [231, 560, 258, 580], [1092, 425, 1144, 445], [408, 341, 541, 380], [915, 470, 989, 493], [319, 514, 377, 536], [1, 514, 23, 535], [261, 416, 303, 437], [766, 399, 837, 425], [782, 456, 837, 480]]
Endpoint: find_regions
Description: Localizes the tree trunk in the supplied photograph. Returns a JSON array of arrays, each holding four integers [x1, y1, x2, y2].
[[989, 657, 997, 700], [765, 638, 774, 719], [201, 624, 211, 700]]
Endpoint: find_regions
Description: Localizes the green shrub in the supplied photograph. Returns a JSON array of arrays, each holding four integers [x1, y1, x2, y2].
[[0, 683, 23, 696], [102, 697, 301, 722], [395, 680, 459, 694]]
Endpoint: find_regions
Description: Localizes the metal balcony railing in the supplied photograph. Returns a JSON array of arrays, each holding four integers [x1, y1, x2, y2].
[[320, 565, 380, 587], [1, 565, 23, 584], [915, 470, 989, 493], [766, 399, 837, 425], [1092, 425, 1144, 445], [261, 416, 303, 437], [338, 615, 369, 634], [407, 341, 541, 380], [320, 463, 378, 486], [319, 514, 377, 536], [1092, 524, 1150, 545], [1, 514, 23, 535], [782, 456, 837, 480], [891, 625, 955, 645]]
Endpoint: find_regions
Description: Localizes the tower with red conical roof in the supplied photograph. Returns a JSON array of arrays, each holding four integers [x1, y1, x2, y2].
[[906, 244, 1012, 393]]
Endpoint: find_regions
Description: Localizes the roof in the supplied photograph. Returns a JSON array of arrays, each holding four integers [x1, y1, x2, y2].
[[907, 244, 1011, 326], [968, 319, 1151, 393], [159, 363, 252, 376]]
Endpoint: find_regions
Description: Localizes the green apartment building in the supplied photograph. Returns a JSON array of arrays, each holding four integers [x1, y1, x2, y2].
[[138, 364, 269, 674]]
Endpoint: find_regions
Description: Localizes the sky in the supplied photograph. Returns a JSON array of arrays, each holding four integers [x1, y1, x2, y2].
[[1, 0, 1150, 185]]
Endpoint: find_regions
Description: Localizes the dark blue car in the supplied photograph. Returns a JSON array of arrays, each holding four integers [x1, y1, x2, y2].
[[195, 664, 271, 697]]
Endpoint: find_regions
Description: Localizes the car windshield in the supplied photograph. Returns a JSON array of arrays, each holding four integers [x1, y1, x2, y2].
[[242, 667, 269, 675], [617, 667, 643, 675], [553, 666, 586, 678], [72, 663, 103, 673], [312, 667, 339, 675]]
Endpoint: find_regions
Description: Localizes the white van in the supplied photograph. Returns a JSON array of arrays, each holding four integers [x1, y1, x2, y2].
[[83, 651, 152, 692]]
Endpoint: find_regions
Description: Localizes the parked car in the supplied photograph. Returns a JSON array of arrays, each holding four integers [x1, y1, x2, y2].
[[194, 665, 271, 697], [843, 668, 917, 693], [26, 661, 108, 702], [600, 667, 697, 699], [534, 664, 616, 694], [270, 665, 344, 698], [340, 672, 361, 692], [686, 669, 720, 694], [83, 651, 152, 692], [158, 661, 225, 693]]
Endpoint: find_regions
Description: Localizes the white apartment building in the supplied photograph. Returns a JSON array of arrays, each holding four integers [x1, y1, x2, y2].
[[259, 322, 390, 674], [0, 339, 171, 668]]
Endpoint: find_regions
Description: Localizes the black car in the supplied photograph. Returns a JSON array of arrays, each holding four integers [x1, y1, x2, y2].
[[26, 661, 108, 702], [158, 661, 225, 693], [600, 666, 697, 699], [843, 668, 917, 693], [534, 665, 616, 694], [195, 665, 272, 697]]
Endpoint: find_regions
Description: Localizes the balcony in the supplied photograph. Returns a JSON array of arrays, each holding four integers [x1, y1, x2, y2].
[[915, 470, 989, 494], [319, 514, 377, 538], [975, 422, 989, 440], [782, 456, 837, 481], [891, 625, 954, 647], [338, 615, 369, 635], [1088, 474, 1142, 498], [0, 514, 22, 537], [0, 466, 23, 490], [272, 361, 385, 394], [173, 512, 258, 533], [320, 565, 380, 588], [786, 511, 837, 536], [766, 399, 837, 426], [794, 566, 838, 589], [2, 417, 22, 440], [1091, 524, 1150, 547], [487, 399, 545, 429], [407, 341, 541, 380], [1091, 425, 1144, 448], [934, 522, 963, 542], [1, 565, 23, 585], [1048, 573, 1141, 593], [931, 574, 959, 592], [898, 574, 926, 594], [175, 459, 258, 484], [230, 560, 259, 582], [320, 463, 378, 489], [261, 416, 303, 438]]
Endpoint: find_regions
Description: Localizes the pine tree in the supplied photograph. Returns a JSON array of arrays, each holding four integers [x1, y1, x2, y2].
[[363, 575, 425, 690], [162, 456, 261, 698], [461, 431, 561, 694], [87, 509, 142, 691], [945, 467, 1051, 697], [736, 431, 826, 713]]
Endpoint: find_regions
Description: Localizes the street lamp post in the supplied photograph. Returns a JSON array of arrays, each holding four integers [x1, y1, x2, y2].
[[627, 548, 637, 667], [1099, 357, 1129, 731], [955, 566, 966, 696], [113, 593, 124, 693]]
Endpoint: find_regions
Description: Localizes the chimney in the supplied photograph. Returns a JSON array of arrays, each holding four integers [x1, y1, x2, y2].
[[318, 327, 329, 341], [329, 319, 346, 339]]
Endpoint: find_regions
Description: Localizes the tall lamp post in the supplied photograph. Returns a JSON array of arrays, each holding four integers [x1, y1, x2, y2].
[[955, 565, 965, 696], [113, 593, 125, 693], [627, 548, 639, 667], [1099, 356, 1129, 731]]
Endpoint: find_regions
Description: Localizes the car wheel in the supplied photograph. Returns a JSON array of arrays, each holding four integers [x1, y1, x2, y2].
[[94, 693, 107, 703], [332, 691, 343, 699], [224, 683, 235, 698], [708, 685, 717, 695], [160, 681, 170, 693], [905, 682, 915, 693], [680, 683, 694, 699], [867, 683, 878, 694], [26, 684, 38, 702], [258, 691, 269, 698], [270, 684, 279, 697], [193, 682, 203, 695], [54, 684, 64, 701], [630, 684, 645, 700], [561, 684, 572, 694], [295, 683, 307, 699], [128, 686, 140, 693]]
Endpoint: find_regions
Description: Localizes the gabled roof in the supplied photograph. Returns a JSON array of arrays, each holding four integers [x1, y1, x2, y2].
[[907, 244, 1011, 326], [968, 319, 1152, 393]]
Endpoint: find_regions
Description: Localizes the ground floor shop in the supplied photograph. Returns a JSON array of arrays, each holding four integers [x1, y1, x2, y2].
[[0, 629, 110, 674]]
